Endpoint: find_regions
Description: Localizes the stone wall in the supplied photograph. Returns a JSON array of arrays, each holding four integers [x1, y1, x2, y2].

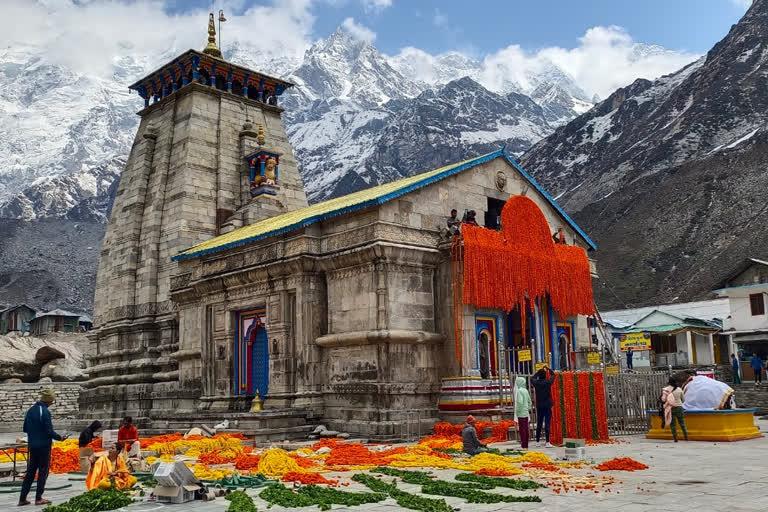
[[0, 383, 82, 433]]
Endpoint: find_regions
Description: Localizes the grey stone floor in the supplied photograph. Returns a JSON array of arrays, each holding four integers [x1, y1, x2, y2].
[[2, 421, 768, 511]]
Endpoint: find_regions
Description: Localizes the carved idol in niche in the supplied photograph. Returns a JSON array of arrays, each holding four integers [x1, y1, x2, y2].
[[264, 157, 277, 185]]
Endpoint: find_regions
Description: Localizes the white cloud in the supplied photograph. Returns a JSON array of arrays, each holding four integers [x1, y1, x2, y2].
[[392, 25, 699, 100], [2, 0, 315, 78], [363, 0, 392, 12], [538, 26, 699, 98], [731, 0, 752, 8], [341, 17, 376, 43]]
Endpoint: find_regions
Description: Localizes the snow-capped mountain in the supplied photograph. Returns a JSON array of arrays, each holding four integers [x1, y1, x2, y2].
[[520, 0, 768, 309], [0, 26, 593, 220], [0, 24, 596, 312]]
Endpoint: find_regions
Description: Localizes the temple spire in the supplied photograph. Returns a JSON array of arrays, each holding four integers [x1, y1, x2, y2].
[[203, 12, 222, 58]]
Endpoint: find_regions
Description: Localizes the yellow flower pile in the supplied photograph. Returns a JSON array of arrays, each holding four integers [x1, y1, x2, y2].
[[145, 455, 174, 466], [190, 463, 234, 480], [53, 438, 80, 452], [417, 438, 463, 451], [506, 451, 552, 464], [147, 436, 243, 459], [257, 448, 309, 477]]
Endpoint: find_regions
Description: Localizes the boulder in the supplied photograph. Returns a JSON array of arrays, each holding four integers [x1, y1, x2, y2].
[[319, 430, 339, 438], [2, 378, 23, 384], [35, 346, 66, 363], [0, 332, 88, 381], [39, 358, 88, 382], [337, 433, 350, 439], [38, 377, 52, 384], [312, 425, 327, 434]]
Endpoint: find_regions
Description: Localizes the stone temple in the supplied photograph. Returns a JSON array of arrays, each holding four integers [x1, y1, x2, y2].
[[82, 16, 598, 439]]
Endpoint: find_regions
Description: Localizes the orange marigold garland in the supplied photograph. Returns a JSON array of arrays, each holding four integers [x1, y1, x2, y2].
[[234, 454, 261, 470], [549, 372, 563, 446], [433, 422, 464, 437], [282, 472, 339, 486], [459, 196, 594, 336], [592, 372, 610, 440], [577, 372, 593, 441], [50, 447, 80, 474], [561, 372, 578, 439]]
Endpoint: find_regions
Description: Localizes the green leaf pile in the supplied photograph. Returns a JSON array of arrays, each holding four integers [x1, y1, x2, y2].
[[43, 489, 133, 512], [226, 490, 258, 512], [259, 483, 386, 511], [352, 474, 455, 512], [454, 473, 544, 490], [422, 480, 541, 504]]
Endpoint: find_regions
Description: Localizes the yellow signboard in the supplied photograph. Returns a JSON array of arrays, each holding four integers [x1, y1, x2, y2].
[[587, 352, 600, 364], [617, 332, 651, 351], [606, 364, 619, 376], [535, 362, 547, 372], [518, 349, 532, 362]]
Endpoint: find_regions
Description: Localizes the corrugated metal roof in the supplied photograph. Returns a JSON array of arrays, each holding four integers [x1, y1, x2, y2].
[[173, 150, 597, 261], [34, 309, 81, 319], [601, 298, 730, 326]]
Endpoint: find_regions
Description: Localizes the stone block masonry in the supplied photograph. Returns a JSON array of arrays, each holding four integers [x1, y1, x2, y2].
[[0, 383, 82, 433]]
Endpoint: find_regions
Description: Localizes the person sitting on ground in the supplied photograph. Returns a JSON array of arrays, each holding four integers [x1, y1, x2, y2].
[[117, 416, 140, 459], [78, 420, 102, 472], [86, 443, 137, 491], [461, 415, 488, 456]]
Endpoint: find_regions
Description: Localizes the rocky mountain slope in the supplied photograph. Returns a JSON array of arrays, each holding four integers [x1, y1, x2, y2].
[[520, 0, 768, 309]]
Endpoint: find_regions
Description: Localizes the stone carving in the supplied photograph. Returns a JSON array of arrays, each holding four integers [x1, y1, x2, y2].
[[495, 170, 507, 191], [265, 157, 277, 185]]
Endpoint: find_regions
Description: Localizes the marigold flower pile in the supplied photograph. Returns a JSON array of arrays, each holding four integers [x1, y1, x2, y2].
[[60, 427, 647, 498], [49, 439, 81, 474], [595, 457, 649, 471]]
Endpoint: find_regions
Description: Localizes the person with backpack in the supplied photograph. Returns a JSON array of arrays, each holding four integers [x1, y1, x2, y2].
[[665, 377, 688, 442], [18, 389, 68, 507], [531, 367, 555, 448]]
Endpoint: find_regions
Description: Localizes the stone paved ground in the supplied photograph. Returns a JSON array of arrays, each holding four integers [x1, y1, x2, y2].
[[2, 421, 768, 511]]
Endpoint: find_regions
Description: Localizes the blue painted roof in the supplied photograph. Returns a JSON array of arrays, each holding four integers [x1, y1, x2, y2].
[[174, 150, 596, 261]]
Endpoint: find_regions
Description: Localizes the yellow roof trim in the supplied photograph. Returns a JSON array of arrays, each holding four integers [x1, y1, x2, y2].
[[173, 151, 502, 261]]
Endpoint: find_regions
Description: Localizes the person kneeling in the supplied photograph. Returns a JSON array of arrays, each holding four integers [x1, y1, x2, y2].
[[462, 415, 488, 455], [86, 443, 137, 491]]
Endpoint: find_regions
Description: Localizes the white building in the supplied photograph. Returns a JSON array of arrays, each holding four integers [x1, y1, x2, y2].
[[601, 299, 730, 370], [714, 258, 768, 380]]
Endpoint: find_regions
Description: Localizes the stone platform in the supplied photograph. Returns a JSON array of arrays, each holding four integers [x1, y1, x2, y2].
[[647, 408, 763, 441]]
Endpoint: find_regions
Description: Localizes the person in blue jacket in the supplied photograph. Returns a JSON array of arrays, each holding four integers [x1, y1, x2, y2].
[[18, 388, 68, 507], [751, 353, 764, 386]]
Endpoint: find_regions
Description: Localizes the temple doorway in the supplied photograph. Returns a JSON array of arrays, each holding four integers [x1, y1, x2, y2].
[[558, 333, 569, 370], [475, 315, 500, 378], [235, 308, 269, 398], [556, 322, 574, 370]]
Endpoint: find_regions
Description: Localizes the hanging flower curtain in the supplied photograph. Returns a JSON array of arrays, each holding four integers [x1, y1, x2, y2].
[[459, 195, 594, 332]]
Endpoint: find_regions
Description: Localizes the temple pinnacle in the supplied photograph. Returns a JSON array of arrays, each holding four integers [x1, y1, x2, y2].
[[257, 124, 266, 146], [203, 12, 222, 58]]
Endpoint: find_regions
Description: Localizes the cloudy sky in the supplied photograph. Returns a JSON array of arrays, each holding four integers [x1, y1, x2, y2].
[[2, 0, 752, 98]]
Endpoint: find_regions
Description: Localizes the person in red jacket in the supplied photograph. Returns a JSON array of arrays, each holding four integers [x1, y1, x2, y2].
[[117, 416, 140, 458]]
